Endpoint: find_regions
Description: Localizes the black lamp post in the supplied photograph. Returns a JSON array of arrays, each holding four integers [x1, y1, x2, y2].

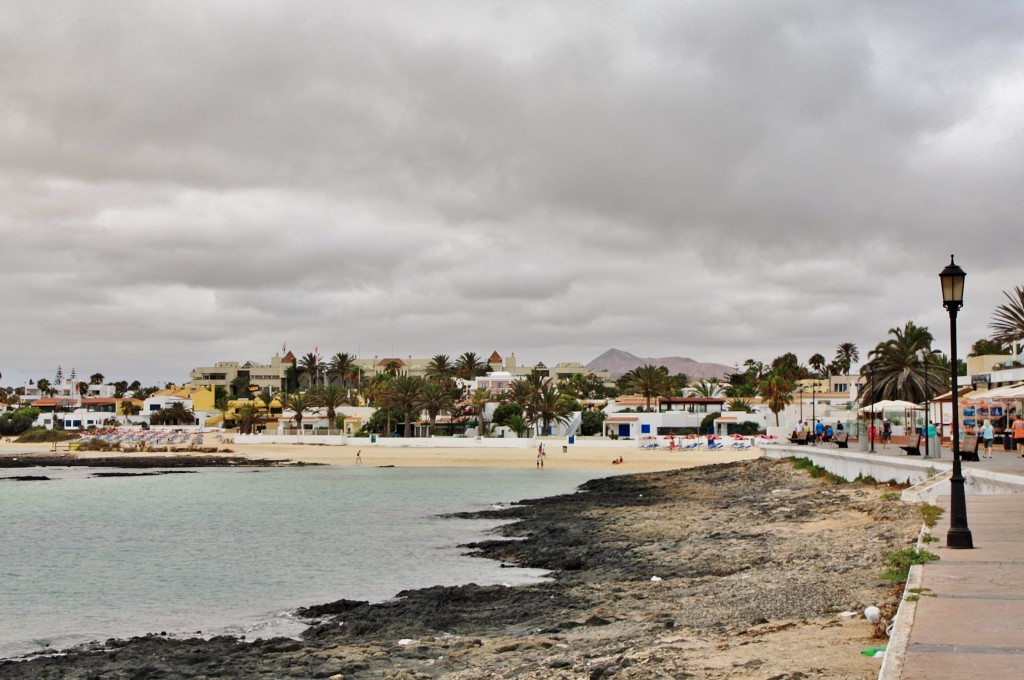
[[922, 348, 942, 458], [941, 255, 973, 549], [797, 386, 804, 423], [867, 367, 876, 453]]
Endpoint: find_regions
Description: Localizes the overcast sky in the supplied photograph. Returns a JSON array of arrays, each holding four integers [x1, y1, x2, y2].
[[3, 1, 1023, 387]]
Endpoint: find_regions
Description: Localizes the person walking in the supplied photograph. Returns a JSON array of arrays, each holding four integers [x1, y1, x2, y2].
[[356, 449, 362, 464], [981, 420, 995, 459], [1014, 417, 1024, 456]]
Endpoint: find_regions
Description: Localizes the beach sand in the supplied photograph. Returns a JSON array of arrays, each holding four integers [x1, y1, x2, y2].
[[0, 438, 761, 472]]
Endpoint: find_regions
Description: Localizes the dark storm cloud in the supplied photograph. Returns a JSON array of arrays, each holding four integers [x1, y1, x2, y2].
[[2, 1, 1023, 385]]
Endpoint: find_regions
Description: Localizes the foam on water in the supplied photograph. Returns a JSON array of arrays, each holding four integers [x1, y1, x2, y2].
[[0, 465, 602, 659]]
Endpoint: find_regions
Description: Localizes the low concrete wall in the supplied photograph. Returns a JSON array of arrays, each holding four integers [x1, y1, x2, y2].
[[763, 445, 938, 486], [235, 434, 541, 449], [763, 445, 1024, 495]]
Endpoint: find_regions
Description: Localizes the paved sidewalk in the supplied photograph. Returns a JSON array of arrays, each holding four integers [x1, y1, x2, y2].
[[863, 440, 1024, 477], [893, 492, 1024, 678]]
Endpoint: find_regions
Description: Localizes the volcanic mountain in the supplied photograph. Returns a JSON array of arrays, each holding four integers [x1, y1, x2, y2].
[[586, 348, 733, 381]]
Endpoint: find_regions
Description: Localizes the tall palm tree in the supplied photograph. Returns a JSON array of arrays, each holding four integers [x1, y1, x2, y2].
[[328, 353, 355, 387], [425, 354, 455, 381], [418, 380, 454, 436], [386, 375, 426, 438], [990, 286, 1024, 353], [808, 353, 827, 377], [860, 322, 935, 404], [471, 387, 492, 437], [535, 384, 574, 435], [310, 384, 347, 428], [282, 392, 312, 433], [456, 352, 486, 380], [508, 375, 542, 431], [234, 402, 260, 435], [759, 374, 794, 426], [623, 364, 669, 412], [299, 352, 321, 388], [834, 342, 859, 377]]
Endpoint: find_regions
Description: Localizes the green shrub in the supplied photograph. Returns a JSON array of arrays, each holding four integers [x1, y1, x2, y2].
[[791, 457, 848, 484], [920, 503, 944, 528], [16, 428, 75, 443], [880, 548, 939, 581]]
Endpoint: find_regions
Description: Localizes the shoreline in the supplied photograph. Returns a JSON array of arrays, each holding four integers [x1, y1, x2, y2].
[[0, 438, 762, 473], [0, 457, 920, 679]]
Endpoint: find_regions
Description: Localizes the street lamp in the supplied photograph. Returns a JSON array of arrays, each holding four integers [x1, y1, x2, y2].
[[940, 254, 973, 549], [797, 385, 804, 423], [921, 348, 942, 458], [811, 383, 818, 441], [866, 367, 876, 453]]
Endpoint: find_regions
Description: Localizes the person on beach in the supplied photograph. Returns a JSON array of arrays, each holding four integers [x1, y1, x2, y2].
[[882, 420, 892, 448], [814, 420, 824, 443], [981, 420, 994, 459], [356, 450, 362, 464]]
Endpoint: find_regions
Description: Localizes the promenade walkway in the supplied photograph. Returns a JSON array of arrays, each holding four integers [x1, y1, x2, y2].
[[783, 441, 1024, 679]]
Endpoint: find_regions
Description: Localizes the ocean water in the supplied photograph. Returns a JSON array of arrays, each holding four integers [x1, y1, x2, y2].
[[0, 465, 606, 659]]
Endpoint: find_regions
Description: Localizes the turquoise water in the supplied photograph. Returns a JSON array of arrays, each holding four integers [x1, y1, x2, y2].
[[0, 465, 605, 659]]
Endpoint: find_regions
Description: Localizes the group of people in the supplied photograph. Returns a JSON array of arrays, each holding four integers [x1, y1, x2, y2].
[[977, 415, 1024, 459], [794, 419, 845, 444]]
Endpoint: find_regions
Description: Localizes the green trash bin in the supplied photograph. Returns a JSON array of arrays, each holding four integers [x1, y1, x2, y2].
[[370, 434, 377, 443]]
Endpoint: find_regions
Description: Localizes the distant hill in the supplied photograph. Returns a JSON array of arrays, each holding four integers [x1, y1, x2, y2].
[[586, 348, 734, 381]]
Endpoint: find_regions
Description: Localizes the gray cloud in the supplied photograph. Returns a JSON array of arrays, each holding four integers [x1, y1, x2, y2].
[[2, 1, 1023, 386]]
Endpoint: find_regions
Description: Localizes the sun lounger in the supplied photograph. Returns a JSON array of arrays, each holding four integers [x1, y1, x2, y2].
[[833, 432, 849, 449], [788, 431, 808, 445]]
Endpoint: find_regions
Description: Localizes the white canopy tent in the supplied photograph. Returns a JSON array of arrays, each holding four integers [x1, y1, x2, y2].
[[857, 399, 924, 413]]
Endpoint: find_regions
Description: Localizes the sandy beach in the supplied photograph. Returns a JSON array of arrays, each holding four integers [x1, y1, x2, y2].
[[1, 438, 761, 472]]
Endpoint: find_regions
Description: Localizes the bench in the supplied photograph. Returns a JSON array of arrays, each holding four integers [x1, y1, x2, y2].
[[899, 434, 922, 456], [833, 432, 849, 449], [789, 431, 808, 445], [959, 434, 980, 461]]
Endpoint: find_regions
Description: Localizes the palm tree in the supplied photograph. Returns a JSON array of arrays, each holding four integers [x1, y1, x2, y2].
[[834, 342, 859, 377], [808, 353, 827, 377], [418, 380, 454, 436], [759, 374, 794, 426], [235, 402, 260, 435], [456, 352, 486, 380], [310, 384, 347, 428], [860, 322, 935, 404], [535, 384, 574, 435], [386, 375, 426, 437], [508, 375, 542, 431], [990, 286, 1024, 352], [380, 360, 402, 378], [230, 374, 251, 397], [969, 338, 1009, 357], [687, 380, 724, 399], [151, 402, 195, 426], [471, 387, 492, 437], [282, 392, 312, 433], [328, 353, 355, 387], [299, 352, 321, 388], [623, 364, 669, 412], [727, 398, 754, 413], [425, 354, 455, 381]]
